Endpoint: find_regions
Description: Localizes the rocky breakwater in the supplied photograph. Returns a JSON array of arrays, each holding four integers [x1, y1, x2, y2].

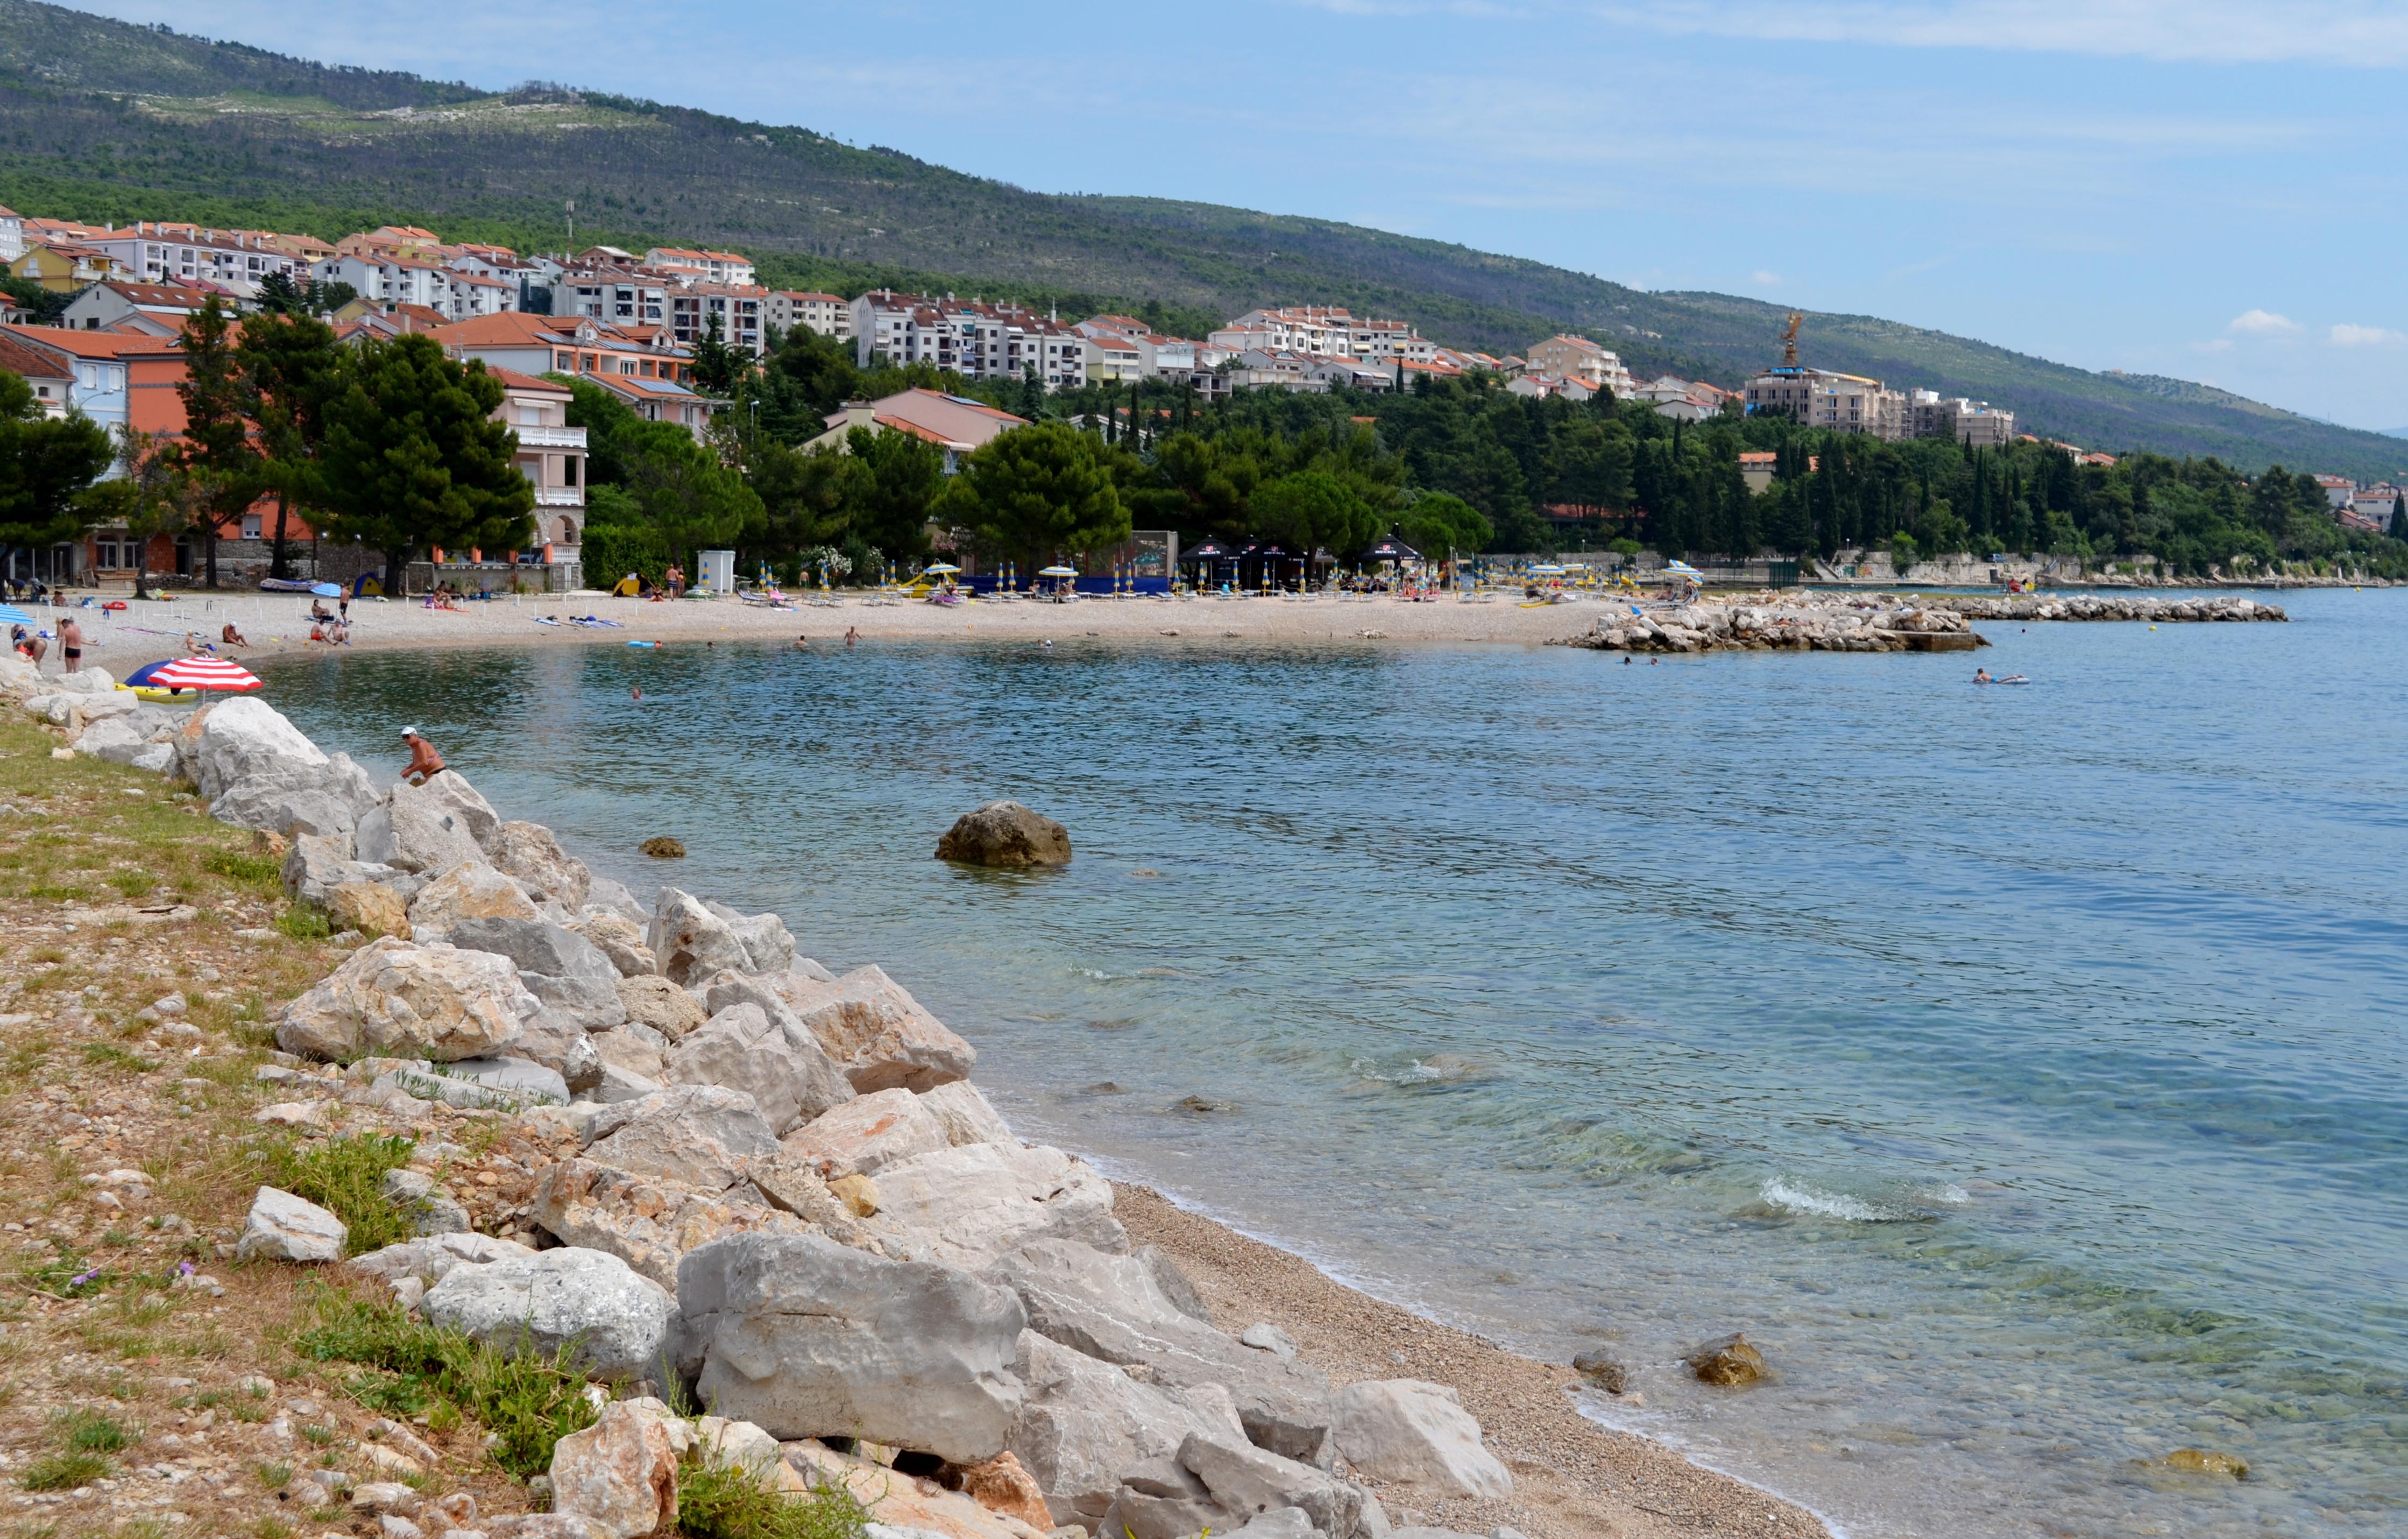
[[1554, 595, 1987, 654], [1918, 592, 2286, 624], [10, 667, 1526, 1539]]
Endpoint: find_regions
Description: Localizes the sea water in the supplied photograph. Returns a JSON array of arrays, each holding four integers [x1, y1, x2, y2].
[[264, 589, 2408, 1538]]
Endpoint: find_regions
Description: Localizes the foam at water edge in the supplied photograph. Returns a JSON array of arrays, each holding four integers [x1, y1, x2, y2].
[[1761, 1177, 1912, 1223]]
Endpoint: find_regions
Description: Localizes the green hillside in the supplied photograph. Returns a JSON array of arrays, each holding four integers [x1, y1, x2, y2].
[[2, 0, 2402, 480]]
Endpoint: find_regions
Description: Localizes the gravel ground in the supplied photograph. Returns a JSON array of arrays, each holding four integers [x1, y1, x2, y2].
[[1116, 1184, 1831, 1539]]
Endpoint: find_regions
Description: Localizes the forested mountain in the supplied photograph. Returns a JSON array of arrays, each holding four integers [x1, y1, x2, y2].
[[2, 0, 2403, 479]]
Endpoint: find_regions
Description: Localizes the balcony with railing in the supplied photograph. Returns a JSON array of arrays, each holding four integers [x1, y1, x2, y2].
[[513, 423, 588, 449]]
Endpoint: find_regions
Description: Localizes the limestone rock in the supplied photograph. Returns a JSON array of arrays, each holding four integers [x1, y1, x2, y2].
[[530, 1156, 815, 1290], [190, 696, 327, 801], [423, 1246, 674, 1381], [703, 899, 797, 975], [283, 831, 408, 909], [329, 881, 410, 939], [550, 1399, 680, 1539], [1242, 1324, 1299, 1360], [1096, 1456, 1229, 1539], [936, 802, 1072, 868], [592, 1026, 668, 1084], [1180, 1433, 1368, 1539], [407, 861, 542, 938], [743, 1152, 875, 1247], [919, 1080, 1014, 1148], [574, 911, 658, 978], [373, 1055, 569, 1111], [1136, 1244, 1213, 1325], [828, 1174, 879, 1217], [413, 768, 503, 850], [274, 936, 537, 1063], [781, 1087, 948, 1178], [506, 1007, 605, 1092], [1686, 1333, 1766, 1387], [666, 1000, 854, 1135], [349, 1231, 536, 1287], [617, 975, 707, 1039], [648, 888, 758, 985], [235, 1185, 347, 1263], [1570, 1350, 1627, 1394], [490, 820, 592, 910], [775, 965, 976, 1093], [449, 916, 627, 1029], [582, 1085, 780, 1192], [1007, 1329, 1251, 1527], [379, 1168, 472, 1237], [951, 1452, 1051, 1530], [867, 1143, 1125, 1271], [211, 751, 381, 841], [676, 1231, 1029, 1464], [1332, 1380, 1511, 1500], [485, 1517, 617, 1539], [983, 1239, 1333, 1465], [641, 836, 685, 859], [358, 778, 489, 877], [2161, 1448, 2249, 1479]]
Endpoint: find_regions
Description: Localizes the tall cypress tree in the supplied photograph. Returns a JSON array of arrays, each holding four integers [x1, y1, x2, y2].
[[171, 295, 260, 589]]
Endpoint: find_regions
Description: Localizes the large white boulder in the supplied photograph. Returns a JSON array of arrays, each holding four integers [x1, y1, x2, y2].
[[780, 1087, 949, 1178], [983, 1238, 1333, 1465], [647, 889, 759, 985], [449, 916, 627, 1028], [530, 1156, 815, 1290], [414, 768, 503, 849], [866, 1142, 1125, 1270], [773, 964, 977, 1093], [213, 751, 381, 840], [349, 1231, 536, 1287], [580, 1085, 780, 1192], [666, 999, 854, 1135], [282, 832, 411, 908], [274, 936, 537, 1063], [1332, 1379, 1511, 1500], [1179, 1432, 1373, 1539], [918, 1080, 1015, 1148], [491, 820, 593, 910], [407, 860, 542, 938], [358, 778, 488, 876], [190, 696, 326, 800], [422, 1246, 674, 1381], [1008, 1329, 1250, 1528], [675, 1231, 1028, 1464]]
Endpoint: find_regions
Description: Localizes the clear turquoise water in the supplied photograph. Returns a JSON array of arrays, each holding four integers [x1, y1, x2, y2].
[[263, 590, 2408, 1539]]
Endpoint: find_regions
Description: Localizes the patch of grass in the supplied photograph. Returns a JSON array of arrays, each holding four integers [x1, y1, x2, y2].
[[59, 1409, 134, 1453], [256, 1461, 294, 1489], [204, 851, 284, 889], [274, 905, 332, 941], [19, 1451, 109, 1491], [676, 1456, 868, 1539], [19, 1242, 109, 1298], [82, 1042, 160, 1072], [290, 1285, 598, 1478], [105, 870, 155, 899], [252, 1521, 296, 1539], [268, 1133, 417, 1256], [25, 883, 91, 903]]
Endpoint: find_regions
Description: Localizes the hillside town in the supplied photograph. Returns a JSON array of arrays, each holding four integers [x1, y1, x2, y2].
[[2, 206, 2401, 594]]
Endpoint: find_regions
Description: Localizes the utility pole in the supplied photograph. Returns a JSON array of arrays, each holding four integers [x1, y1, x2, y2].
[[565, 199, 576, 251]]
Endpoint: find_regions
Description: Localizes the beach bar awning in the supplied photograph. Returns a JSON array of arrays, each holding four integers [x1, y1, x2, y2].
[[1364, 535, 1419, 561]]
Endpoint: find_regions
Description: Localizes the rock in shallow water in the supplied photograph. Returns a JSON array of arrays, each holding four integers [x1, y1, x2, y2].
[[936, 801, 1072, 867], [1686, 1332, 1767, 1387]]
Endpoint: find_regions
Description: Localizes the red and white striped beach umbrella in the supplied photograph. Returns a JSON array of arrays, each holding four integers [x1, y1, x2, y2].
[[146, 656, 264, 695]]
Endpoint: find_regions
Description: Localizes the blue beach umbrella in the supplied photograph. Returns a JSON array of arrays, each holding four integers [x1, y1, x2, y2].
[[0, 604, 32, 625], [311, 582, 342, 598]]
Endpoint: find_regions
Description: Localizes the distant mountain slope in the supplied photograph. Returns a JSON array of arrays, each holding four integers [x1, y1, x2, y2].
[[2, 0, 2403, 480]]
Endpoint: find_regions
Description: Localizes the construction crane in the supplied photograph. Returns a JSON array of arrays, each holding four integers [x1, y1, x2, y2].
[[1781, 312, 1803, 368]]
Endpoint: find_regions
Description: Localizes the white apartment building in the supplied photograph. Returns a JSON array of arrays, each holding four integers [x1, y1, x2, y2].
[[1523, 335, 1637, 394], [310, 253, 465, 315], [766, 291, 851, 340], [86, 223, 302, 295], [0, 206, 20, 263], [1212, 306, 1429, 361], [849, 292, 1087, 389], [670, 285, 766, 354], [1905, 390, 2015, 447], [1745, 366, 1907, 440], [552, 269, 672, 331], [644, 248, 757, 286]]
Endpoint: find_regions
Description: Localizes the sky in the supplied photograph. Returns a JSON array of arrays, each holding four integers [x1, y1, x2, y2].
[[69, 0, 2408, 433]]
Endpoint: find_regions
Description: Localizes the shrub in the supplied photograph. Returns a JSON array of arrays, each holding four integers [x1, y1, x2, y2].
[[676, 1455, 867, 1539], [275, 904, 332, 940], [268, 1134, 417, 1255], [291, 1285, 596, 1478]]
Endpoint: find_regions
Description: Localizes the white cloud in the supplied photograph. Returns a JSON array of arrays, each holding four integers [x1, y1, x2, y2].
[[2228, 309, 2300, 335], [2331, 323, 2407, 347], [1752, 270, 1782, 285]]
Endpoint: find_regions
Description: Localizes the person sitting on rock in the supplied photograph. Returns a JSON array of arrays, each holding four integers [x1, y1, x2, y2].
[[399, 727, 447, 786]]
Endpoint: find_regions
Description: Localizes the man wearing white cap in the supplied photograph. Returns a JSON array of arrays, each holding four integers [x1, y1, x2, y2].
[[399, 727, 447, 786]]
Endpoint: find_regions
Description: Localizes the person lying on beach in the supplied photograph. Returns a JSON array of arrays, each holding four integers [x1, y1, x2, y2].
[[10, 626, 41, 665], [220, 622, 247, 648], [399, 728, 447, 785], [181, 631, 213, 656]]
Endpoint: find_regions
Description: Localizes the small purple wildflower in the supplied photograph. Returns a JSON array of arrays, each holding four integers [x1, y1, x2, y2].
[[68, 1267, 101, 1287]]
